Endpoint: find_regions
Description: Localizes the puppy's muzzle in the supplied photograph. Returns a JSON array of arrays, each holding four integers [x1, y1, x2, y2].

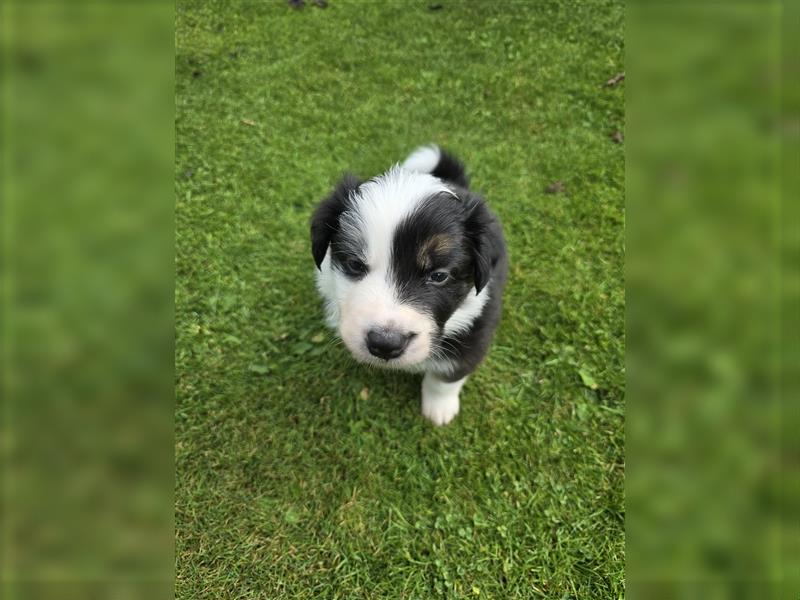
[[365, 329, 416, 361]]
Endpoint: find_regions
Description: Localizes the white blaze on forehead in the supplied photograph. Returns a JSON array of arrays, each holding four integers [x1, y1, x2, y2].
[[350, 166, 455, 270]]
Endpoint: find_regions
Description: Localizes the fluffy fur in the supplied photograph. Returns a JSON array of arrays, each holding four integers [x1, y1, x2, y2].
[[311, 145, 508, 425]]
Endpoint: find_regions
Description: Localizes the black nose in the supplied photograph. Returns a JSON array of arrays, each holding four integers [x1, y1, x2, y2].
[[366, 329, 413, 360]]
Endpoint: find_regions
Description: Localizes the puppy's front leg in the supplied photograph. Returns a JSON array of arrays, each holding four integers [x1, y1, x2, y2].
[[421, 372, 467, 426]]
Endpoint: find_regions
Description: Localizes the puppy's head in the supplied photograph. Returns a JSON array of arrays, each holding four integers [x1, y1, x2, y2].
[[311, 167, 496, 368]]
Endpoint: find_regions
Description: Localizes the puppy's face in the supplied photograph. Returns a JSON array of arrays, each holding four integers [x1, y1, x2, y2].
[[311, 168, 494, 368]]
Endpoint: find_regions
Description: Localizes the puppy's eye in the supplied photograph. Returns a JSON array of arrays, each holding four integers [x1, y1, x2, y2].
[[427, 270, 449, 285], [342, 258, 368, 277]]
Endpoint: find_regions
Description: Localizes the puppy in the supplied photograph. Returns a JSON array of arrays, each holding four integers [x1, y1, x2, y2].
[[310, 145, 508, 425]]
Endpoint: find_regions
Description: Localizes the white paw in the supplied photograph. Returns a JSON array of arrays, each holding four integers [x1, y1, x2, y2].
[[421, 395, 460, 426], [421, 372, 466, 426]]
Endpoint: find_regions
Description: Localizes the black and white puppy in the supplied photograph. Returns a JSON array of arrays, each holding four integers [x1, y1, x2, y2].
[[310, 145, 508, 425]]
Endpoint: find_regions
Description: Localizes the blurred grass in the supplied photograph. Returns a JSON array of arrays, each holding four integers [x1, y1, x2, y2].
[[176, 1, 624, 599], [627, 2, 797, 598], [2, 2, 174, 599]]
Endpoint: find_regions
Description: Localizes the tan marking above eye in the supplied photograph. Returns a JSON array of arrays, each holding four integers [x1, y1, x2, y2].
[[417, 234, 455, 270]]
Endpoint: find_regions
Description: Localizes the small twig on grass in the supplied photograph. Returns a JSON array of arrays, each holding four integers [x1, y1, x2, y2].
[[545, 181, 566, 195]]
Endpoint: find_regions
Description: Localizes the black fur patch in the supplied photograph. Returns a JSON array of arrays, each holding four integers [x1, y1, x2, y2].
[[436, 188, 508, 381], [310, 174, 360, 269], [390, 185, 508, 381], [391, 193, 475, 327], [431, 148, 469, 189]]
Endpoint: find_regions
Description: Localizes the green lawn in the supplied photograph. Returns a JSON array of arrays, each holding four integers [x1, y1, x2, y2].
[[175, 1, 624, 598]]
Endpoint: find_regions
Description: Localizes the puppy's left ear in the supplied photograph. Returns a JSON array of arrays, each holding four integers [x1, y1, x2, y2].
[[310, 174, 361, 270], [464, 194, 501, 294]]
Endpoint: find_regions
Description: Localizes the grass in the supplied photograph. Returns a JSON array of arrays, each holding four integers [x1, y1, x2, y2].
[[175, 1, 624, 598]]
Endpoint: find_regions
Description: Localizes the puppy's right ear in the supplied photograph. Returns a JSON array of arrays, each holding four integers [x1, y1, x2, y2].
[[310, 174, 361, 270]]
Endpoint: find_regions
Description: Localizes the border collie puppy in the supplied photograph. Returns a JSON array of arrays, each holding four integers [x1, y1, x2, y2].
[[310, 145, 508, 425]]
